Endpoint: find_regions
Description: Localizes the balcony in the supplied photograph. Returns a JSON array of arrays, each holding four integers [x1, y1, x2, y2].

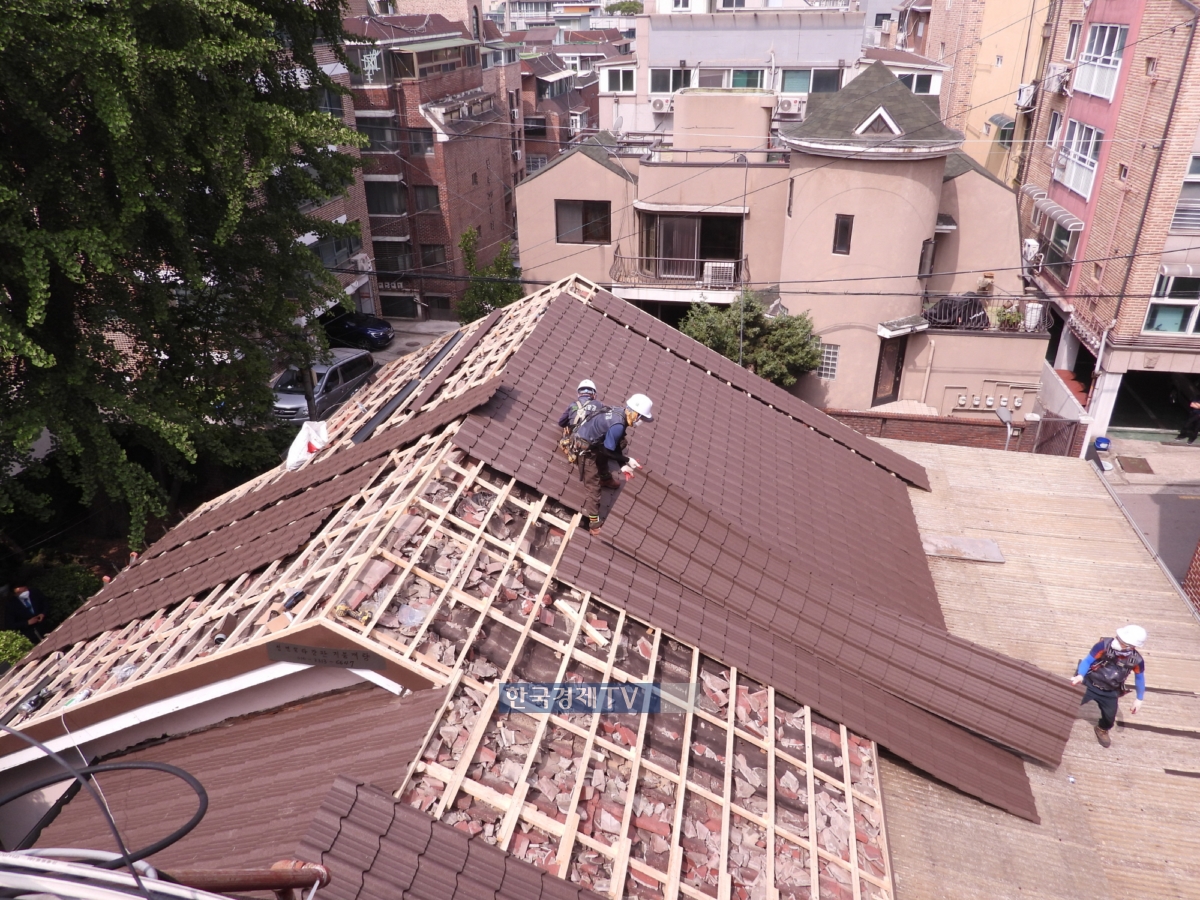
[[610, 247, 749, 289], [921, 295, 1051, 333]]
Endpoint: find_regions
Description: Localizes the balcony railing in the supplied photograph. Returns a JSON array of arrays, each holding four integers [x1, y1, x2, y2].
[[921, 295, 1051, 333], [610, 248, 749, 289]]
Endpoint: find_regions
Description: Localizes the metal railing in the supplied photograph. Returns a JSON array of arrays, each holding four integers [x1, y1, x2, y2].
[[609, 248, 749, 288], [921, 295, 1051, 333]]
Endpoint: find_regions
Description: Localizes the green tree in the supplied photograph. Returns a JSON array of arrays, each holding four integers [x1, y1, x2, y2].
[[605, 1, 643, 13], [679, 290, 823, 387], [456, 227, 524, 324], [0, 631, 34, 666], [0, 0, 364, 547]]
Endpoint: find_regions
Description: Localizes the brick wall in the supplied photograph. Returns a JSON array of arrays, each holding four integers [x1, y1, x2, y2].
[[926, 0, 984, 131], [1018, 0, 1200, 347], [826, 408, 1086, 455], [1183, 536, 1200, 615]]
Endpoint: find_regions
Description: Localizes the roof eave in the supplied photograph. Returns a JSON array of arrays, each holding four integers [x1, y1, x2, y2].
[[782, 138, 962, 159]]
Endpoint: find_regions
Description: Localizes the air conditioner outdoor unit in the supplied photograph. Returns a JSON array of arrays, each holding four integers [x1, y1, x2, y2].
[[1044, 62, 1070, 94], [513, 149, 523, 161], [703, 261, 737, 286], [1016, 82, 1036, 108], [880, 18, 893, 32], [351, 252, 373, 273], [511, 108, 519, 120], [775, 96, 806, 116], [650, 96, 673, 113]]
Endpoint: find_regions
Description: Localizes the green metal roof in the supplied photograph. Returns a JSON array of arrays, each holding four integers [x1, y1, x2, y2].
[[395, 37, 476, 53]]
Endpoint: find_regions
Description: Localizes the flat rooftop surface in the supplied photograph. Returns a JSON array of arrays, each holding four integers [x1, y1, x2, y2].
[[875, 440, 1200, 900]]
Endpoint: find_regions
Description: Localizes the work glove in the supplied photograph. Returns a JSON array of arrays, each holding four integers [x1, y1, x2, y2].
[[620, 458, 642, 481], [1131, 698, 1143, 714], [1070, 675, 1084, 686]]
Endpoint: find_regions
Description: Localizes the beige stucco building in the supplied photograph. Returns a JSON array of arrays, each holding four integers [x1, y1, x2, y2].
[[517, 62, 1051, 417]]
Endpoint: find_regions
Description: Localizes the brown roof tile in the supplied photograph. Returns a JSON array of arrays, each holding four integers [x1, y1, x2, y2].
[[37, 685, 448, 871]]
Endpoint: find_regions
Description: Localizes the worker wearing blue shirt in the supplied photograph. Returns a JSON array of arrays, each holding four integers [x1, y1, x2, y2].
[[571, 393, 654, 535], [557, 379, 602, 432], [1071, 624, 1147, 748]]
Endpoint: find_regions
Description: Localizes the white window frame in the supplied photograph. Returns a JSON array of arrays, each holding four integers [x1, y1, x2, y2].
[[816, 344, 839, 379], [1045, 110, 1062, 147], [731, 69, 764, 89], [604, 67, 635, 94], [1056, 118, 1103, 199], [649, 68, 692, 94], [527, 154, 549, 173], [673, 0, 690, 8], [1074, 23, 1127, 100], [1170, 155, 1200, 233], [1142, 275, 1200, 334], [1064, 22, 1082, 61]]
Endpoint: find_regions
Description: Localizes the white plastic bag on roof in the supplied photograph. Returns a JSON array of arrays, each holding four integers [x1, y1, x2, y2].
[[285, 420, 329, 471]]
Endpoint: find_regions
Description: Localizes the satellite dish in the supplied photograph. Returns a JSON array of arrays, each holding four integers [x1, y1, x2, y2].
[[612, 116, 624, 133]]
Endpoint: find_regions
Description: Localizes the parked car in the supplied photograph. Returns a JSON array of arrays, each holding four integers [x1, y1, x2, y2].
[[272, 347, 375, 422], [321, 310, 394, 350]]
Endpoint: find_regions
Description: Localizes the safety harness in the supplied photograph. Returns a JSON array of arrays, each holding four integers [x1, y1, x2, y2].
[[1085, 638, 1144, 694]]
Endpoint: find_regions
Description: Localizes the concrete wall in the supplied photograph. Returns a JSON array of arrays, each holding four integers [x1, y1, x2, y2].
[[899, 329, 1047, 420], [927, 166, 1023, 297], [514, 150, 640, 284], [780, 151, 946, 410], [672, 90, 773, 151]]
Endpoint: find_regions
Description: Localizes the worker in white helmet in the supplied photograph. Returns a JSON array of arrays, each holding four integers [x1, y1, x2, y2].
[[557, 379, 603, 434], [1070, 624, 1147, 748], [568, 393, 654, 535]]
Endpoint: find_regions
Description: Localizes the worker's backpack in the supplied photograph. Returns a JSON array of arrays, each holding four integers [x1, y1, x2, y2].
[[559, 404, 611, 464]]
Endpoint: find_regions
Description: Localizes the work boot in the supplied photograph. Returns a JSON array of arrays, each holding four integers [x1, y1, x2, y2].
[[587, 516, 603, 536], [1094, 725, 1112, 748]]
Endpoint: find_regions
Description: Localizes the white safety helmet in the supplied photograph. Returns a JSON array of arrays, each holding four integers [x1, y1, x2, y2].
[[577, 379, 597, 394], [1115, 624, 1147, 648], [626, 393, 654, 421]]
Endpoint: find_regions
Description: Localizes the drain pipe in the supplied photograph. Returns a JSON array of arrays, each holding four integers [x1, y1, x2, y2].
[[920, 338, 936, 405]]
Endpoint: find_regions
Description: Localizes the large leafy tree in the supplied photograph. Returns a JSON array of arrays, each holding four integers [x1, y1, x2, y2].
[[456, 227, 523, 324], [0, 0, 362, 546], [680, 290, 823, 387]]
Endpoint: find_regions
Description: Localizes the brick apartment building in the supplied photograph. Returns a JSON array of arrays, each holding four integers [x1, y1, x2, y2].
[[1018, 0, 1200, 445], [520, 55, 600, 173], [342, 12, 521, 320]]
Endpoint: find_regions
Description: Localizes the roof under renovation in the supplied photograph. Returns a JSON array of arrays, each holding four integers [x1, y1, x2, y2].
[[1, 277, 1085, 900]]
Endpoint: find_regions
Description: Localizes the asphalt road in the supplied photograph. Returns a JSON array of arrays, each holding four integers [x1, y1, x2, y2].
[[1113, 488, 1200, 583]]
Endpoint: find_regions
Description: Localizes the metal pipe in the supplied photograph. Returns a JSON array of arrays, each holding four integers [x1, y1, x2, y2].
[[164, 861, 330, 893], [920, 338, 936, 405]]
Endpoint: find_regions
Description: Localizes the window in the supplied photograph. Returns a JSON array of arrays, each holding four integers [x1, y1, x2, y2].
[[1064, 22, 1082, 61], [918, 238, 936, 277], [1171, 158, 1200, 232], [781, 70, 810, 93], [732, 69, 764, 89], [875, 13, 891, 26], [482, 50, 494, 70], [1119, 163, 1129, 180], [555, 200, 611, 243], [373, 240, 412, 273], [832, 214, 853, 255], [414, 185, 440, 212], [1146, 57, 1158, 76], [811, 69, 841, 93], [409, 128, 434, 156], [1042, 221, 1077, 284], [365, 182, 406, 215], [569, 111, 587, 134], [995, 55, 1004, 67], [340, 354, 374, 382], [1143, 276, 1200, 333], [538, 76, 572, 100], [1046, 110, 1062, 147], [1058, 119, 1103, 198], [605, 68, 635, 92], [316, 87, 344, 116], [816, 344, 839, 379], [420, 244, 447, 268], [312, 233, 362, 268], [472, 6, 480, 39], [650, 68, 691, 93], [426, 295, 454, 320], [463, 46, 479, 67], [380, 294, 418, 318], [998, 122, 1015, 148], [1075, 24, 1127, 99], [787, 178, 794, 217], [527, 155, 549, 172], [699, 69, 728, 88], [898, 73, 933, 93], [349, 46, 395, 85], [356, 116, 401, 152], [416, 46, 466, 78], [673, 0, 690, 8], [524, 117, 547, 137]]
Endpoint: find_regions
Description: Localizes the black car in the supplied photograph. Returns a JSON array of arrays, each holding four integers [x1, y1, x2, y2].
[[322, 311, 395, 350]]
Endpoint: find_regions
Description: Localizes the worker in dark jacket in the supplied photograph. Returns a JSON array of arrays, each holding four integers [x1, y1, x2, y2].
[[6, 584, 49, 643], [1071, 624, 1146, 747], [573, 393, 654, 535], [558, 379, 603, 433]]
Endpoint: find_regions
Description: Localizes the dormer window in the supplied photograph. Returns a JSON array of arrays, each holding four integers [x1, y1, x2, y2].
[[855, 107, 902, 136]]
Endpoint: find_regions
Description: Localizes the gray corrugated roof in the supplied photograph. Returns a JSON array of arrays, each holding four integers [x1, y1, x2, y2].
[[942, 148, 1011, 188], [521, 135, 636, 184], [782, 61, 961, 149]]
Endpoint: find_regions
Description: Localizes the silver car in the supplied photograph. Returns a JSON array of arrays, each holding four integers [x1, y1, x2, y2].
[[272, 347, 375, 422]]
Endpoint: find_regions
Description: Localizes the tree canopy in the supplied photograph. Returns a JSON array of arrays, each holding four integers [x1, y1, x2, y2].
[[456, 227, 524, 324], [679, 291, 823, 387], [0, 0, 362, 546], [604, 1, 643, 13]]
